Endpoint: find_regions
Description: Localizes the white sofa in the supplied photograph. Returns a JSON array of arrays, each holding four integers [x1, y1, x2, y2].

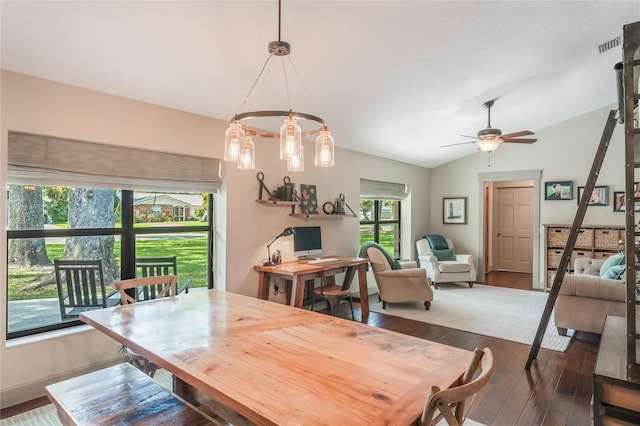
[[416, 237, 476, 288]]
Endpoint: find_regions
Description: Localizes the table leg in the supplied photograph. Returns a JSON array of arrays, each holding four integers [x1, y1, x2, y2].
[[290, 276, 304, 308], [257, 272, 270, 300], [357, 264, 369, 323]]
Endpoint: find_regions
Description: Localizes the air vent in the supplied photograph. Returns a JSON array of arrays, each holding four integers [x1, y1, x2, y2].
[[597, 36, 621, 54]]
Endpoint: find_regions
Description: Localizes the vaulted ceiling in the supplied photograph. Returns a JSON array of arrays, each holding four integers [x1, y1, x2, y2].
[[2, 1, 638, 168]]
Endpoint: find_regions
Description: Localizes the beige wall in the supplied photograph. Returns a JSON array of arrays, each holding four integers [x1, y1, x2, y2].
[[0, 70, 431, 406]]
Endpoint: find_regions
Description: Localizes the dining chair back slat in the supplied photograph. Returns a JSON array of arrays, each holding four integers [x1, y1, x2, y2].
[[54, 259, 107, 320]]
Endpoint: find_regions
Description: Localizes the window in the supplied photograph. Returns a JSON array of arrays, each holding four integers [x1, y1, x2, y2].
[[6, 132, 221, 339], [6, 185, 213, 339], [359, 199, 401, 257], [359, 179, 407, 258]]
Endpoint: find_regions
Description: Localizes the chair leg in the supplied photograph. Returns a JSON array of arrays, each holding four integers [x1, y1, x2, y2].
[[557, 327, 568, 336], [424, 301, 431, 310], [468, 282, 474, 288], [432, 282, 439, 289], [382, 300, 387, 309], [351, 298, 355, 320]]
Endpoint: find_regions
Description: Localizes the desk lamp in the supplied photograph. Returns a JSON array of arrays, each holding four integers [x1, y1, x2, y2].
[[264, 227, 295, 266]]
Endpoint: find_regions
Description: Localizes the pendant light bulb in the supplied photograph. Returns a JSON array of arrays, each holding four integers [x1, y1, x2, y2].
[[237, 136, 255, 170], [280, 117, 302, 160], [287, 144, 304, 172], [224, 120, 245, 162], [315, 127, 334, 167]]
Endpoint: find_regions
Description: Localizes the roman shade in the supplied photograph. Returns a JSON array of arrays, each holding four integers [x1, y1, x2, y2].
[[7, 132, 222, 192], [360, 178, 408, 200]]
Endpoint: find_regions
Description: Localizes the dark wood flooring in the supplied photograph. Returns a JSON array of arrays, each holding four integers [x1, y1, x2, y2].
[[2, 272, 599, 425]]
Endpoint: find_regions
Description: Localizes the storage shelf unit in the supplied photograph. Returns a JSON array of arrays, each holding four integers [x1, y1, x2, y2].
[[544, 224, 623, 289]]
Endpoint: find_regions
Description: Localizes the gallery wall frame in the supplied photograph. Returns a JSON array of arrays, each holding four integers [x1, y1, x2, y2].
[[613, 191, 640, 212], [544, 181, 573, 200], [577, 185, 609, 206], [443, 197, 467, 224]]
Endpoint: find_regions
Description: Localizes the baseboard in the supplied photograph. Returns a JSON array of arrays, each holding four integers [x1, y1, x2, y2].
[[0, 355, 122, 409]]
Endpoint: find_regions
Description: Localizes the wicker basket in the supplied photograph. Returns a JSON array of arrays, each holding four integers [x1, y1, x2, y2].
[[570, 250, 593, 267], [593, 251, 615, 260], [594, 228, 622, 250], [547, 249, 564, 268], [575, 228, 594, 248], [547, 227, 569, 247]]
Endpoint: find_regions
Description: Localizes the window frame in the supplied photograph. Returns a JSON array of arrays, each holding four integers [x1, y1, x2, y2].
[[359, 199, 402, 258], [6, 189, 213, 339]]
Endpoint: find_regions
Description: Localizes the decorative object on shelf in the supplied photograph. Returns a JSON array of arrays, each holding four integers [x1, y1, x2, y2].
[[334, 193, 346, 215], [577, 185, 609, 206], [223, 0, 335, 171], [256, 172, 274, 201], [275, 176, 295, 201], [443, 197, 467, 224], [264, 227, 295, 266], [544, 181, 573, 200], [300, 184, 318, 214], [322, 201, 335, 215]]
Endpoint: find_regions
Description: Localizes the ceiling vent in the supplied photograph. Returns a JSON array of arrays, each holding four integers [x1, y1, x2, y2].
[[597, 36, 621, 54]]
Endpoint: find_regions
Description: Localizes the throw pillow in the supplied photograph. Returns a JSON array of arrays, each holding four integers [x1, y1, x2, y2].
[[432, 248, 455, 261], [602, 264, 625, 280], [599, 252, 625, 278]]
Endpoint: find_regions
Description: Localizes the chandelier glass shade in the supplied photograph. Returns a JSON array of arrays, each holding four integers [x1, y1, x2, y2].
[[223, 0, 334, 170]]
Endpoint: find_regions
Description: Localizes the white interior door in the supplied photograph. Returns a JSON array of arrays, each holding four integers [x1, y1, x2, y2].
[[496, 186, 533, 273]]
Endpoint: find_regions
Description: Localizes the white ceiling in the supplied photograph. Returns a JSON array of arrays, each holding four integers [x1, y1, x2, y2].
[[1, 1, 638, 168]]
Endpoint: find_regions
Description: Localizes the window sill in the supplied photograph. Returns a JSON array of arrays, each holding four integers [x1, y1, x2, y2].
[[5, 324, 95, 349]]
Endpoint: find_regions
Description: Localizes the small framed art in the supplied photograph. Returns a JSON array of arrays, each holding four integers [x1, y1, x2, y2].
[[613, 191, 640, 212], [544, 181, 573, 200], [577, 186, 608, 206], [443, 197, 467, 224]]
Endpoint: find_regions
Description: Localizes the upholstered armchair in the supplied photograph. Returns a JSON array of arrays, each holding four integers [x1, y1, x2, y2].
[[416, 235, 476, 289], [361, 242, 433, 310]]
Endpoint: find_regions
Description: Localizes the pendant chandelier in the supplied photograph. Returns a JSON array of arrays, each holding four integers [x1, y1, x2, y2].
[[224, 0, 335, 171]]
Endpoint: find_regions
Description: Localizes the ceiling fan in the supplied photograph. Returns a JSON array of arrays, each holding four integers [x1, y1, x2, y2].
[[442, 99, 537, 153]]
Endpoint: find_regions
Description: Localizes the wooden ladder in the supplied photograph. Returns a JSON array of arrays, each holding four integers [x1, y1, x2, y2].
[[525, 109, 618, 369]]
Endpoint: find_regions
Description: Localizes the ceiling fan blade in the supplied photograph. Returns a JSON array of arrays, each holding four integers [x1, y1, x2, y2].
[[503, 138, 537, 144], [501, 130, 534, 139], [441, 141, 476, 148]]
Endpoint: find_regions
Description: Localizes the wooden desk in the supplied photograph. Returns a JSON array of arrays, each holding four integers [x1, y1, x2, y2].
[[81, 290, 471, 425], [254, 256, 371, 321]]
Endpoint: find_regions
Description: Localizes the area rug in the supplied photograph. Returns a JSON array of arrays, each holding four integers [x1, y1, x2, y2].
[[370, 283, 571, 352]]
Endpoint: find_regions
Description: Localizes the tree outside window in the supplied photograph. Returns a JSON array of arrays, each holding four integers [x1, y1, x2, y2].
[[359, 199, 401, 257]]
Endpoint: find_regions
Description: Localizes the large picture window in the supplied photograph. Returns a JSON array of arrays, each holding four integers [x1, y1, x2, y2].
[[6, 185, 213, 339], [6, 132, 219, 339]]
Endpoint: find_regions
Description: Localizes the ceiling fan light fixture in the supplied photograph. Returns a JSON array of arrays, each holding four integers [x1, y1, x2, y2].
[[476, 137, 503, 153]]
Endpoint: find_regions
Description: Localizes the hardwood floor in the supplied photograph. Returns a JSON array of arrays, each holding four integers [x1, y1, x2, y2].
[[2, 275, 599, 425], [484, 270, 533, 290]]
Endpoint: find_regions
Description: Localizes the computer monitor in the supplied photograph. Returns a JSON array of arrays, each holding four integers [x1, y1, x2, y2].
[[293, 226, 322, 258]]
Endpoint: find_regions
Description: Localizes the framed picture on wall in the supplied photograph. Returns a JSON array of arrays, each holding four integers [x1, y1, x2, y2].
[[577, 186, 608, 206], [443, 197, 467, 224], [544, 181, 573, 200], [613, 191, 640, 212]]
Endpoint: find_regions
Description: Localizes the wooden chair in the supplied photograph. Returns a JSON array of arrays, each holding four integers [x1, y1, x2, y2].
[[54, 259, 116, 320], [136, 256, 192, 294], [113, 275, 178, 376], [311, 277, 354, 320], [420, 347, 494, 426]]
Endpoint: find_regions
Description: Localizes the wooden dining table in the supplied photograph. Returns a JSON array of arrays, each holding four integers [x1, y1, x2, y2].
[[81, 289, 472, 425]]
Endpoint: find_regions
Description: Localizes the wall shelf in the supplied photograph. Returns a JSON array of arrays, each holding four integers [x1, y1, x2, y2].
[[289, 213, 356, 219], [255, 200, 297, 206]]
